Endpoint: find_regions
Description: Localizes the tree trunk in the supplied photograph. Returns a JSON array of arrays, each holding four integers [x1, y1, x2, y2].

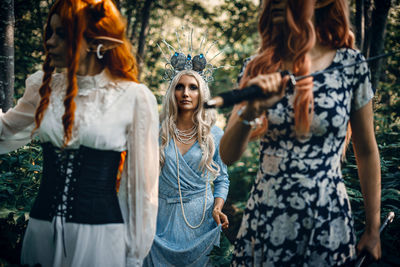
[[362, 0, 373, 56], [114, 0, 120, 10], [368, 0, 391, 89], [130, 9, 140, 43], [0, 0, 15, 112], [126, 0, 139, 42], [136, 0, 154, 79], [355, 0, 365, 50]]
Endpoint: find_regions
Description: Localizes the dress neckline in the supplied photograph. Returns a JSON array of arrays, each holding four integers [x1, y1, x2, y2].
[[75, 69, 111, 94], [173, 138, 198, 158], [316, 48, 341, 74]]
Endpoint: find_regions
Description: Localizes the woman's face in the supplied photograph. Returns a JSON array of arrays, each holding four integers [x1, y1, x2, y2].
[[46, 14, 90, 69], [46, 14, 68, 68], [174, 75, 200, 113]]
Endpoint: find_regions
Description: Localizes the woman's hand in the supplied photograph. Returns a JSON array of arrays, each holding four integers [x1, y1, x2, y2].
[[242, 72, 288, 120], [357, 229, 381, 260], [212, 208, 229, 229]]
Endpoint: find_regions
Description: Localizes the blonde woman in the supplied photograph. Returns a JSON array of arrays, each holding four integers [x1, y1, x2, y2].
[[143, 70, 229, 266]]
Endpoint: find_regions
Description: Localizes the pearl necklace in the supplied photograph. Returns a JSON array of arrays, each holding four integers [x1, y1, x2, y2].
[[173, 138, 208, 229], [174, 125, 197, 144]]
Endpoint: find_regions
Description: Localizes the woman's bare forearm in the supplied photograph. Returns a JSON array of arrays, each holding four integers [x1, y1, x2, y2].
[[213, 197, 225, 211], [353, 143, 381, 231], [351, 102, 381, 232], [219, 106, 254, 165]]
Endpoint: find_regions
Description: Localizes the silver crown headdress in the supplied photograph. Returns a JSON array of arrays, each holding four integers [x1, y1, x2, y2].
[[158, 27, 228, 83]]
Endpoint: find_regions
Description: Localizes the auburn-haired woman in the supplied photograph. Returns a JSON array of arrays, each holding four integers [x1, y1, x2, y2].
[[0, 0, 158, 266], [143, 70, 229, 266], [220, 0, 381, 266]]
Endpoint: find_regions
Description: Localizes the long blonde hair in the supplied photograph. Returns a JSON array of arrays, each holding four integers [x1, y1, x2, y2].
[[159, 70, 220, 177]]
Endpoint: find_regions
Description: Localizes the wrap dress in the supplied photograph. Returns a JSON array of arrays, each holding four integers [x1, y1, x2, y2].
[[143, 125, 229, 267]]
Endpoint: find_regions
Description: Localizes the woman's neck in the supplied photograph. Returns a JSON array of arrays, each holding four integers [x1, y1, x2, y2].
[[282, 42, 336, 73], [77, 54, 104, 76], [176, 110, 195, 130], [308, 42, 336, 73]]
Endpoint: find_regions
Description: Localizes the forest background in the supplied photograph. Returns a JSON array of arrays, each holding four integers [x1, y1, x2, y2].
[[0, 0, 399, 266]]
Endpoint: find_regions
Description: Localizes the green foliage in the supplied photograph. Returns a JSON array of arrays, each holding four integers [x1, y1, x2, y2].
[[0, 212, 28, 265], [0, 141, 42, 265], [209, 232, 234, 267], [0, 140, 42, 218]]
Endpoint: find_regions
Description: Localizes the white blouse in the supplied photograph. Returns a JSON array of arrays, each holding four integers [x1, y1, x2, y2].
[[0, 70, 159, 266]]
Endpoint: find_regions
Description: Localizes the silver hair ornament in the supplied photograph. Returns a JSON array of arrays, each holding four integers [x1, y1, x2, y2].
[[158, 27, 230, 83]]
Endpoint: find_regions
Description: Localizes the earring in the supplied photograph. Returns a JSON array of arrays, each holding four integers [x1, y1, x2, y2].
[[96, 44, 104, 59]]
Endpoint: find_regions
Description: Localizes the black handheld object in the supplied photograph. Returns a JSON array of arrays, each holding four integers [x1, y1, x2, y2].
[[203, 85, 265, 109], [204, 70, 293, 109], [355, 211, 395, 267], [204, 50, 400, 109]]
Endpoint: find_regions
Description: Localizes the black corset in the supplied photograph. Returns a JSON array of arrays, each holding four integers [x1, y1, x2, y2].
[[30, 142, 124, 224]]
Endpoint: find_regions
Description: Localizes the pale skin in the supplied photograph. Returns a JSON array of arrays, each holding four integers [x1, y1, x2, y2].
[[174, 75, 229, 229], [219, 42, 381, 259], [46, 14, 118, 75]]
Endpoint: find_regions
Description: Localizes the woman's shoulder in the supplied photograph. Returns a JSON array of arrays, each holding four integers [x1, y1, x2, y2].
[[336, 48, 366, 63], [26, 70, 44, 88], [120, 81, 157, 105]]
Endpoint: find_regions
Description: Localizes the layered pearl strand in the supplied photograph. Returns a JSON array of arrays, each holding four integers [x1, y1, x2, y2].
[[172, 123, 207, 228], [174, 125, 197, 144], [173, 137, 208, 229]]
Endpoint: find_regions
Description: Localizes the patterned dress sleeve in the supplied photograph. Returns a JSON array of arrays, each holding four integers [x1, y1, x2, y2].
[[119, 84, 159, 267], [211, 126, 229, 201], [236, 57, 253, 86], [351, 51, 374, 113], [0, 70, 43, 153]]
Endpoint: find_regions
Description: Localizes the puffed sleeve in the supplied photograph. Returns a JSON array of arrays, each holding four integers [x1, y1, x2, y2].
[[351, 51, 374, 113], [0, 71, 43, 153], [211, 126, 229, 201], [118, 84, 159, 266]]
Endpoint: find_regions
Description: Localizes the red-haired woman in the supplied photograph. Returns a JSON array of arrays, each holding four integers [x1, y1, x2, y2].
[[0, 0, 158, 266], [220, 0, 381, 266]]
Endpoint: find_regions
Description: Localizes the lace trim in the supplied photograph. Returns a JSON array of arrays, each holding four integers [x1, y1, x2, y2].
[[46, 73, 128, 145]]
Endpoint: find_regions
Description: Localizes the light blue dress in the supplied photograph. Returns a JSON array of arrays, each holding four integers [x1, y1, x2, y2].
[[143, 126, 229, 267]]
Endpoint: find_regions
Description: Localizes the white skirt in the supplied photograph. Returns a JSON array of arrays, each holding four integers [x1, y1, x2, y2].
[[21, 217, 126, 267]]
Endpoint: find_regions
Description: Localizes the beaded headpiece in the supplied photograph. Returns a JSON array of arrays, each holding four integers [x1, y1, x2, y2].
[[157, 27, 227, 83]]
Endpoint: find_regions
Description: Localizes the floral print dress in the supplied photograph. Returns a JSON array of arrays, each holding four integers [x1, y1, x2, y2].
[[231, 48, 374, 266]]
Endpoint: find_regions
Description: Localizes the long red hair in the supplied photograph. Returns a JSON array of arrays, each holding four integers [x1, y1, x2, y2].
[[240, 0, 354, 138], [34, 0, 138, 146]]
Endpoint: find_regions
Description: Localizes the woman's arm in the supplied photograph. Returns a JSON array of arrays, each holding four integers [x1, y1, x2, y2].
[[0, 71, 43, 153], [350, 100, 381, 260], [212, 130, 230, 228], [220, 73, 285, 165], [219, 105, 256, 165], [121, 84, 159, 266]]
